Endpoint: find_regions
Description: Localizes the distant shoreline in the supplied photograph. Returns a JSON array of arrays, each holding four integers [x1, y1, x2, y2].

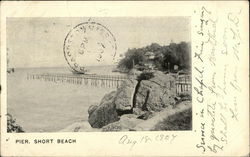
[[11, 64, 117, 69]]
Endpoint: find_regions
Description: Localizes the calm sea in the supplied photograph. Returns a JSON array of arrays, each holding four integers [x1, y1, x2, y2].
[[7, 65, 123, 132]]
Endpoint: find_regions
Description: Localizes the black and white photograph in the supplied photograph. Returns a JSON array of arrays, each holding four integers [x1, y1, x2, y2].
[[6, 17, 192, 133], [1, 1, 249, 157]]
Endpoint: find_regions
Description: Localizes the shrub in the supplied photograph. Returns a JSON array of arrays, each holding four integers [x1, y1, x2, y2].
[[137, 71, 154, 81], [179, 91, 192, 101], [7, 113, 24, 133]]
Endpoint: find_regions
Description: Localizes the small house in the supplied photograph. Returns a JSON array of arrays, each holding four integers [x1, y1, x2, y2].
[[145, 51, 155, 60], [143, 51, 155, 70]]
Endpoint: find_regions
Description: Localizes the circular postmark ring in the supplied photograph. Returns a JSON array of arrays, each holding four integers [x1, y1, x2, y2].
[[63, 21, 117, 73]]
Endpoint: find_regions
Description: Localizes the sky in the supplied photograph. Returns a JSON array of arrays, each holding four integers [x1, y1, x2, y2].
[[7, 17, 190, 68]]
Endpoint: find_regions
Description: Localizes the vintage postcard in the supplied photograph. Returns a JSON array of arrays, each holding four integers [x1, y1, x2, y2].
[[0, 1, 249, 156]]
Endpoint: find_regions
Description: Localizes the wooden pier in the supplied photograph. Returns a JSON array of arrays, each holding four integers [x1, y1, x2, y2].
[[27, 73, 191, 94], [27, 73, 128, 88]]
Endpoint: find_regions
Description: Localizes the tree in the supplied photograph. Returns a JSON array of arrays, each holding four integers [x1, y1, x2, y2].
[[117, 42, 191, 72], [117, 48, 147, 70]]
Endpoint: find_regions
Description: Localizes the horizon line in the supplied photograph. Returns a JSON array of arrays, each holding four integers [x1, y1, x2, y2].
[[9, 64, 116, 69]]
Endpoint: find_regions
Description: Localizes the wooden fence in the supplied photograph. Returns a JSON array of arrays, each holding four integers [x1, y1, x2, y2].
[[175, 75, 191, 95]]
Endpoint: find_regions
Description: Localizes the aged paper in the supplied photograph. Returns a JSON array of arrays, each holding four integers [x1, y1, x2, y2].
[[0, 1, 249, 156]]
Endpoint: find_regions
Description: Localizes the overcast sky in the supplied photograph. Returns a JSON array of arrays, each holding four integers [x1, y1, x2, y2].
[[7, 17, 190, 68]]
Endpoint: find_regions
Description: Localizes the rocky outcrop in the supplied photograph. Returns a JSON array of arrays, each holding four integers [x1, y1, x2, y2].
[[114, 79, 138, 112], [88, 91, 119, 128], [133, 100, 191, 131], [101, 100, 191, 131], [87, 71, 186, 130], [102, 114, 143, 132], [60, 121, 101, 132], [153, 107, 192, 131], [88, 79, 138, 128], [134, 71, 176, 112], [88, 105, 98, 115]]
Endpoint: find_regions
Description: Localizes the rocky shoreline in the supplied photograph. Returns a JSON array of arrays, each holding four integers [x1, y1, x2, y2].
[[60, 71, 192, 132]]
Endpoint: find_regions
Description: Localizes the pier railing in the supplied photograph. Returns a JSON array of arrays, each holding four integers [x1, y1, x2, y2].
[[27, 73, 128, 88]]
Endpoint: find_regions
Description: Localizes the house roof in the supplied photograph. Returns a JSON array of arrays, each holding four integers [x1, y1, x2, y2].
[[145, 51, 155, 56]]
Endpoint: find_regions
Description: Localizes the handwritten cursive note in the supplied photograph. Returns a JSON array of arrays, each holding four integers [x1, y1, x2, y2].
[[194, 5, 245, 155]]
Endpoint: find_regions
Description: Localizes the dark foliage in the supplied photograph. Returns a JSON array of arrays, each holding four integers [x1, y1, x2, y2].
[[117, 42, 191, 72], [137, 71, 154, 81], [7, 113, 24, 133]]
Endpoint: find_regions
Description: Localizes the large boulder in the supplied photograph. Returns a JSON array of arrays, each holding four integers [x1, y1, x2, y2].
[[134, 71, 176, 112], [88, 91, 119, 128], [88, 104, 98, 115], [102, 114, 144, 132], [114, 79, 138, 111]]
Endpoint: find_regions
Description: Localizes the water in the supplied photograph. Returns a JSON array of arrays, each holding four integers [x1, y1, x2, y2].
[[7, 65, 123, 132]]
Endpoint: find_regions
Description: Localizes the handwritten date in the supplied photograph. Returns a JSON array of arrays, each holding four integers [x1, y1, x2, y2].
[[119, 134, 177, 150]]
